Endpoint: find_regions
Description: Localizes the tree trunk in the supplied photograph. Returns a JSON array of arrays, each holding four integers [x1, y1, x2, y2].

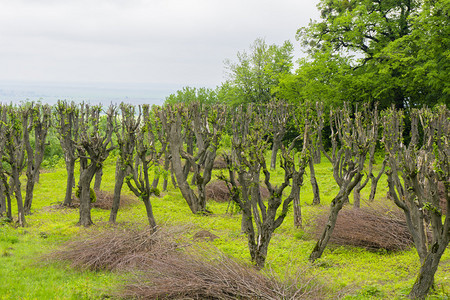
[[313, 147, 321, 164], [309, 192, 347, 262], [254, 236, 271, 270], [77, 165, 97, 227], [353, 181, 361, 208], [369, 162, 386, 202], [369, 179, 378, 202], [6, 187, 12, 220], [292, 173, 303, 228], [408, 241, 448, 299], [293, 192, 302, 228], [63, 159, 76, 206], [0, 181, 5, 216], [152, 172, 160, 190], [170, 134, 206, 214], [170, 161, 177, 189], [109, 161, 126, 224], [162, 155, 170, 192], [23, 174, 36, 215], [142, 196, 157, 232], [309, 157, 320, 205], [2, 177, 13, 220], [270, 139, 281, 170], [94, 167, 103, 191], [78, 185, 93, 227], [12, 170, 26, 227]]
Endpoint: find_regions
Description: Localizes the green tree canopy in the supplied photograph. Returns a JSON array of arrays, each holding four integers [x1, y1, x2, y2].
[[164, 86, 219, 105], [224, 38, 294, 105], [295, 0, 449, 108]]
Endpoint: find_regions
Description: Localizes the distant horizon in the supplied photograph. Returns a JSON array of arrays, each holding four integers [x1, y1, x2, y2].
[[0, 80, 204, 106]]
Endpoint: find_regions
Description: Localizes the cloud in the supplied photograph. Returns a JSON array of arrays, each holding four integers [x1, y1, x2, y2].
[[0, 0, 320, 86]]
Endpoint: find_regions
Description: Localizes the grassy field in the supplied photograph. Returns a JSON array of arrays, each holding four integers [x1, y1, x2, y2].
[[1, 154, 449, 299]]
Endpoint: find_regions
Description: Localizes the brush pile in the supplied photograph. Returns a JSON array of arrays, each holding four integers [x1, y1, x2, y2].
[[311, 204, 417, 251]]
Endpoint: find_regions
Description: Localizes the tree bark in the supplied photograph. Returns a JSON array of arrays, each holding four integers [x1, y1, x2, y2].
[[94, 167, 103, 191], [309, 157, 320, 205], [309, 192, 346, 262], [369, 161, 386, 202], [310, 171, 362, 262], [0, 181, 5, 216], [77, 165, 97, 227], [353, 181, 361, 208], [409, 241, 448, 299], [109, 161, 126, 224], [1, 176, 13, 220], [6, 184, 12, 221], [293, 171, 303, 227], [12, 168, 26, 227], [24, 172, 36, 214], [253, 229, 273, 270], [142, 196, 157, 232], [270, 138, 281, 170], [162, 155, 170, 192], [63, 158, 76, 206]]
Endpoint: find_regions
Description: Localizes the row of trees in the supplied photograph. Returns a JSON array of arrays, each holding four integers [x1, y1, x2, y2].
[[0, 101, 448, 299]]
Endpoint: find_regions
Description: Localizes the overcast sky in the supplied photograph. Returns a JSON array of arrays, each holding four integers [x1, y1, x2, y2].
[[0, 0, 320, 88]]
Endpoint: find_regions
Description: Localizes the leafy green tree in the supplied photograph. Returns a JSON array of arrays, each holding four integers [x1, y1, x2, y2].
[[379, 0, 450, 105], [275, 52, 354, 107], [224, 38, 294, 105], [164, 86, 219, 105], [296, 0, 446, 108]]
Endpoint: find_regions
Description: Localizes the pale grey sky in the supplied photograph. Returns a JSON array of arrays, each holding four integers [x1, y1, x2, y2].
[[0, 0, 320, 88]]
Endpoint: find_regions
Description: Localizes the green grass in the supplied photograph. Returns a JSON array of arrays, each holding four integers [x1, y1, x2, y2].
[[1, 154, 449, 299]]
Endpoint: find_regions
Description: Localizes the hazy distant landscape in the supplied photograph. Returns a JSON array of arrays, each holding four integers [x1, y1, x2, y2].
[[0, 81, 180, 105]]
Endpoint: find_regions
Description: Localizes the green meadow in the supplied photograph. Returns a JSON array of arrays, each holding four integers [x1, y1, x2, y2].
[[1, 154, 449, 299]]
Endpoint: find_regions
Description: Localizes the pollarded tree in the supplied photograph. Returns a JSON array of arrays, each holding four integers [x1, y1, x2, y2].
[[383, 106, 450, 299], [307, 103, 323, 205], [352, 104, 382, 208], [309, 104, 375, 262], [269, 100, 289, 170], [0, 105, 13, 220], [54, 101, 81, 206], [22, 102, 51, 214], [1, 105, 26, 226], [76, 104, 116, 227], [125, 105, 167, 231], [109, 103, 140, 224], [162, 102, 226, 214], [291, 104, 318, 227], [220, 104, 310, 269]]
